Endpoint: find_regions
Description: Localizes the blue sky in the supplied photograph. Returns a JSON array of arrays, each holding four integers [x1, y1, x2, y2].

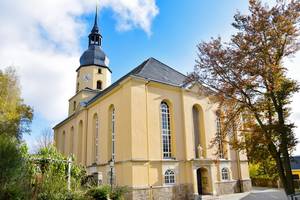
[[95, 0, 248, 81], [1, 0, 299, 154]]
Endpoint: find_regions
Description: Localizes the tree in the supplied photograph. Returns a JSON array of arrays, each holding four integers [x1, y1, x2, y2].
[[35, 127, 54, 151], [187, 0, 300, 195], [0, 134, 32, 199], [249, 156, 278, 180], [0, 67, 34, 198], [0, 67, 33, 140]]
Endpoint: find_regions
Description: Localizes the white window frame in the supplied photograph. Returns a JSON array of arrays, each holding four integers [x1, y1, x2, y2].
[[164, 169, 175, 185], [112, 108, 115, 161], [161, 102, 172, 159], [221, 167, 230, 181], [95, 116, 99, 163]]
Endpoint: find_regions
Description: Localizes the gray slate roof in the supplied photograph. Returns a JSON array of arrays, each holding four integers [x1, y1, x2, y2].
[[79, 45, 109, 68], [132, 57, 186, 86], [54, 57, 187, 129], [87, 57, 187, 105]]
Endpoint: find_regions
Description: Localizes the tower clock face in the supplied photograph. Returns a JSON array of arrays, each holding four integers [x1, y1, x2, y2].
[[82, 73, 91, 82]]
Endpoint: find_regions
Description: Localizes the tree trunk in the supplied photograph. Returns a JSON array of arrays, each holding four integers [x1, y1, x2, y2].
[[270, 145, 295, 195], [282, 144, 295, 195], [271, 147, 288, 191]]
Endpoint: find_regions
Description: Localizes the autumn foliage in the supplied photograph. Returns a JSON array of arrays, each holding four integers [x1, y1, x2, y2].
[[188, 0, 300, 195]]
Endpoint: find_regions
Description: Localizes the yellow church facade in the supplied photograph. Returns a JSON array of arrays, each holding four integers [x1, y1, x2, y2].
[[54, 10, 251, 200]]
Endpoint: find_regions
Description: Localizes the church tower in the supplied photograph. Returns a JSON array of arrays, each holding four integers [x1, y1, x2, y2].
[[69, 7, 111, 115], [76, 6, 111, 92]]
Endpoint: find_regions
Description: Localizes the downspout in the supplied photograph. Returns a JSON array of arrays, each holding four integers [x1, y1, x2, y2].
[[235, 130, 243, 192]]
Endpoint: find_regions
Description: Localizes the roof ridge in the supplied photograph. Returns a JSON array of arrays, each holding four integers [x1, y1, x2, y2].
[[87, 57, 186, 105], [147, 57, 187, 78], [131, 58, 151, 74]]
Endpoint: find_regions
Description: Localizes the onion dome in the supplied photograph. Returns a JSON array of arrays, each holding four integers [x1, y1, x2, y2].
[[79, 6, 109, 67]]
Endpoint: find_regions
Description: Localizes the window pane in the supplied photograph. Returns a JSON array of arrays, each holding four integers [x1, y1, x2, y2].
[[161, 102, 172, 159], [165, 170, 175, 184]]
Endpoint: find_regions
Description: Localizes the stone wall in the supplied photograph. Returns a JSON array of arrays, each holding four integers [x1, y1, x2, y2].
[[125, 180, 251, 199], [214, 179, 252, 195], [125, 184, 194, 200], [215, 180, 239, 195], [241, 179, 252, 192], [126, 188, 150, 200]]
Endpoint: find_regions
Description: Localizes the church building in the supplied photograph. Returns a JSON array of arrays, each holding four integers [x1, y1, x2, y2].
[[54, 9, 251, 200]]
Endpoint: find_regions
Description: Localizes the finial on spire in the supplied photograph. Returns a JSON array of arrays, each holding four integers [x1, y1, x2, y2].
[[88, 3, 102, 47], [92, 5, 99, 33], [94, 4, 98, 27]]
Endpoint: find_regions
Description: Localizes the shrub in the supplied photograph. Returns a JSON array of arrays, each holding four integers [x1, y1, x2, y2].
[[86, 185, 110, 200], [27, 146, 86, 200], [65, 190, 86, 200], [110, 186, 129, 200]]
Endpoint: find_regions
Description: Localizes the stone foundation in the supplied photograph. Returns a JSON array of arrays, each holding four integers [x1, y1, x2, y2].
[[240, 179, 252, 192], [125, 180, 251, 199], [215, 180, 239, 195], [125, 184, 194, 200], [215, 179, 252, 195]]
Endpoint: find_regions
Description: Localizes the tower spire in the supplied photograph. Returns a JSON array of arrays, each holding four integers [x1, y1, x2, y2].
[[88, 5, 102, 47], [92, 5, 98, 32]]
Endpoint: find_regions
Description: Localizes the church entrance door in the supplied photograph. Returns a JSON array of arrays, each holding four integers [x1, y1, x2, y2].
[[196, 168, 203, 195]]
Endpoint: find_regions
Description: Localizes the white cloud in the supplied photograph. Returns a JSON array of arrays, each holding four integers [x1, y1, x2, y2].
[[103, 0, 159, 35], [0, 0, 158, 124]]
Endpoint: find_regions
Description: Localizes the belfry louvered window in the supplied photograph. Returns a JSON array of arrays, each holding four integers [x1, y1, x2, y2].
[[161, 102, 171, 158]]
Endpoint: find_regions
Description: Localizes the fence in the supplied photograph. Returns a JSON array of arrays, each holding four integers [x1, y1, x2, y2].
[[288, 193, 300, 200]]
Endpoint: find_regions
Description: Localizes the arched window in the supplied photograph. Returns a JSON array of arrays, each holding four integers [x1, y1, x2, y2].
[[111, 107, 116, 161], [78, 121, 83, 163], [193, 106, 200, 158], [164, 169, 175, 184], [216, 115, 224, 159], [97, 80, 102, 90], [93, 114, 99, 163], [221, 168, 230, 180], [161, 102, 171, 159], [62, 130, 66, 154], [70, 126, 74, 155], [73, 101, 76, 111]]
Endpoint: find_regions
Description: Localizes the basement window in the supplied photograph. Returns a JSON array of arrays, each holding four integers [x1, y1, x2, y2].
[[221, 168, 230, 180], [164, 169, 175, 184]]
